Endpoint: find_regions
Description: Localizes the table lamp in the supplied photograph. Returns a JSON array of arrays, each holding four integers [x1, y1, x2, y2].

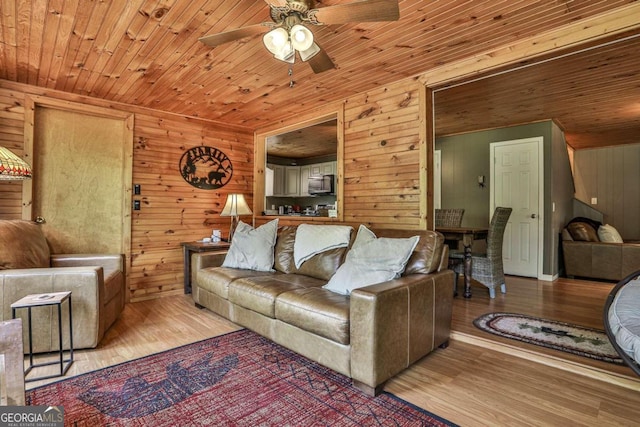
[[220, 193, 252, 242]]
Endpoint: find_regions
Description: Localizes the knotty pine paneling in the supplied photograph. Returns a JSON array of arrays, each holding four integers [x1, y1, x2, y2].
[[0, 80, 253, 302], [0, 88, 27, 219], [343, 79, 424, 229]]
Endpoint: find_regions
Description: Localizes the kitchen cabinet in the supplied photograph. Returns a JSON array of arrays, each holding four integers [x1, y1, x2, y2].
[[299, 166, 310, 196], [283, 166, 300, 196], [309, 161, 335, 177], [266, 164, 285, 196], [267, 161, 336, 197]]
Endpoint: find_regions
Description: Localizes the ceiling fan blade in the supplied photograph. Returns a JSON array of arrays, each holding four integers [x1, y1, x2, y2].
[[307, 46, 335, 74], [199, 24, 269, 48], [311, 0, 399, 25]]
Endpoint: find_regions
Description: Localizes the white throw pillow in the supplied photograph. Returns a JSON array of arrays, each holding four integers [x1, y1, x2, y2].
[[598, 224, 623, 243], [222, 219, 278, 271], [323, 225, 419, 295]]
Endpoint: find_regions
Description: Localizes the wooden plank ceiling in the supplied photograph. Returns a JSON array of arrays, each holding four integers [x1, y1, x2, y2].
[[0, 0, 638, 150]]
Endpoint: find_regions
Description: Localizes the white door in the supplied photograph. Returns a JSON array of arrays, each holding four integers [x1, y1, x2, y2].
[[490, 137, 543, 278]]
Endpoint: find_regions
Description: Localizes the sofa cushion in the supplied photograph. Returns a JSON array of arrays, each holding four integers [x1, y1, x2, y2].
[[607, 278, 640, 366], [0, 220, 50, 269], [228, 274, 324, 318], [272, 224, 349, 281], [373, 228, 443, 275], [275, 287, 350, 345], [296, 247, 349, 281], [274, 226, 297, 274], [293, 224, 352, 268], [222, 219, 278, 272], [197, 267, 269, 299], [567, 222, 599, 242], [323, 225, 419, 295], [598, 224, 623, 243]]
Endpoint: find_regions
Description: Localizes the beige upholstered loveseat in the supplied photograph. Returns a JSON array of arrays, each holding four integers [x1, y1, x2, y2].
[[192, 221, 454, 396], [0, 219, 125, 352]]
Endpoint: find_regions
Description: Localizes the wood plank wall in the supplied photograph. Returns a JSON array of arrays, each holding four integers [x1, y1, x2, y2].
[[1, 75, 429, 301], [342, 79, 426, 229], [0, 80, 253, 301], [573, 144, 640, 240], [0, 89, 24, 218]]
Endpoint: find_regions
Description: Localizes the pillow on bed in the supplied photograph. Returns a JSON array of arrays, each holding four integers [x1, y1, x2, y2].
[[322, 225, 419, 295], [222, 219, 278, 272]]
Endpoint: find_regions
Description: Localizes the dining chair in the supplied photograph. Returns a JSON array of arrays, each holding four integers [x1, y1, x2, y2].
[[435, 208, 465, 252], [449, 207, 512, 298], [435, 208, 465, 227]]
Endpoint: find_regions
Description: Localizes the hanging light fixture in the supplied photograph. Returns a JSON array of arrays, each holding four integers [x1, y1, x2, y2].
[[262, 23, 318, 65], [0, 147, 32, 180], [290, 24, 314, 51]]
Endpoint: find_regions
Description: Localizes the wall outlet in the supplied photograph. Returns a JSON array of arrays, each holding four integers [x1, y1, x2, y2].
[[591, 197, 598, 205]]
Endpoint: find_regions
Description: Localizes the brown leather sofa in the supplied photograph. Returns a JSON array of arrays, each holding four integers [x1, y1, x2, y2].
[[562, 221, 640, 281], [0, 219, 125, 352], [192, 224, 454, 396]]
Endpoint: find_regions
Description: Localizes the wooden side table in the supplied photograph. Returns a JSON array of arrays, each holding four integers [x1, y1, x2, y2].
[[181, 241, 231, 294], [11, 291, 74, 382]]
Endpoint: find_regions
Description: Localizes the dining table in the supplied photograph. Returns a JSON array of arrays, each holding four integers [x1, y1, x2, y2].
[[435, 226, 489, 298]]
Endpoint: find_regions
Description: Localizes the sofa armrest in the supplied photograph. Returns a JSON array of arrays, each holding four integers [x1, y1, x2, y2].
[[51, 254, 124, 278], [349, 269, 454, 391], [192, 252, 227, 277], [0, 266, 104, 351]]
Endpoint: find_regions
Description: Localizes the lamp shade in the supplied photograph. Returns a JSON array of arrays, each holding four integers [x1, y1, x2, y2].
[[220, 194, 253, 217], [274, 40, 295, 63], [263, 28, 289, 55], [290, 24, 314, 52], [0, 147, 32, 180], [299, 42, 321, 62]]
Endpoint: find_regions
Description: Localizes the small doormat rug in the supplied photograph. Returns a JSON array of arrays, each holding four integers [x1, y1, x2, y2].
[[26, 329, 456, 426], [474, 312, 623, 365]]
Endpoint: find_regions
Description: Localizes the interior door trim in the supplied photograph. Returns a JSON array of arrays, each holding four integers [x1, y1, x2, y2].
[[23, 95, 134, 299], [489, 136, 544, 279]]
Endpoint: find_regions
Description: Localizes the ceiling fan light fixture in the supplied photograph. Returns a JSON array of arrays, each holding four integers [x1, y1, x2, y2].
[[299, 42, 320, 62], [263, 27, 289, 55], [274, 41, 295, 63], [290, 24, 314, 52]]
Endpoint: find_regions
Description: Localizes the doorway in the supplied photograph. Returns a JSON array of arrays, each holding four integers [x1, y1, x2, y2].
[[490, 137, 544, 278], [23, 96, 133, 279]]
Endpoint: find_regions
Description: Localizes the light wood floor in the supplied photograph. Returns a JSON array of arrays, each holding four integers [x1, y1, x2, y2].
[[25, 276, 640, 426]]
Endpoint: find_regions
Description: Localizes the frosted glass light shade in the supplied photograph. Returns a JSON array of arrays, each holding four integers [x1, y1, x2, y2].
[[290, 24, 314, 51], [274, 41, 295, 63], [299, 42, 320, 62], [263, 28, 289, 55]]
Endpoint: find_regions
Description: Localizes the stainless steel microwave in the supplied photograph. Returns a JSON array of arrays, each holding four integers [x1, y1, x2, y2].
[[308, 174, 335, 195]]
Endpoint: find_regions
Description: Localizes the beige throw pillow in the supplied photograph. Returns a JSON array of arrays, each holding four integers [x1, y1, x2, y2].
[[323, 225, 419, 295], [598, 224, 623, 243], [222, 219, 278, 272]]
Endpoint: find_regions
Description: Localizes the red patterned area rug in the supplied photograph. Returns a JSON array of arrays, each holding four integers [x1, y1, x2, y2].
[[26, 329, 456, 426]]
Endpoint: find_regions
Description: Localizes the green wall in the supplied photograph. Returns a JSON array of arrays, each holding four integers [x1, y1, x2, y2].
[[436, 121, 574, 278]]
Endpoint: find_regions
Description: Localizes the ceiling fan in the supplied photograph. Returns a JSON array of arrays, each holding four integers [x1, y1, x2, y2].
[[198, 0, 400, 74]]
